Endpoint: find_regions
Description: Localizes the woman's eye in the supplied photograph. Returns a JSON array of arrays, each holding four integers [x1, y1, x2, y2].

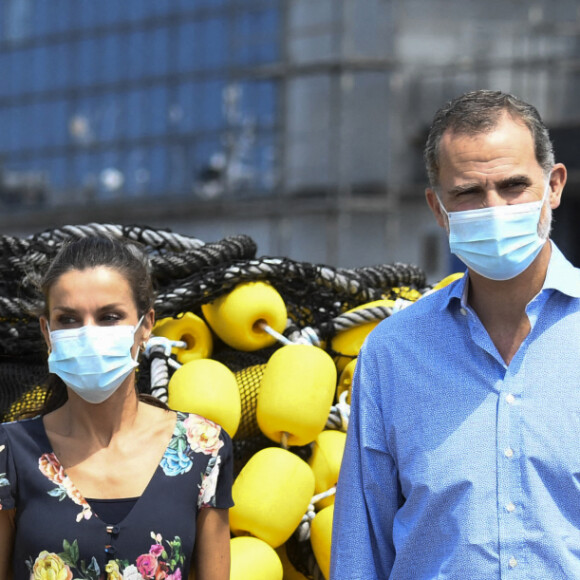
[[100, 313, 123, 323], [57, 315, 78, 325]]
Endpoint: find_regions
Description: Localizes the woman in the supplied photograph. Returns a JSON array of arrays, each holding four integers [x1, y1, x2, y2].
[[0, 236, 233, 580]]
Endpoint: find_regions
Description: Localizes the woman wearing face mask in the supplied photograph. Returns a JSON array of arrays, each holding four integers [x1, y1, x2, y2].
[[0, 236, 233, 580]]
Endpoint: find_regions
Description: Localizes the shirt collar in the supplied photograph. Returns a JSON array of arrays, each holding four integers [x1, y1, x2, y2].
[[542, 241, 580, 298], [442, 240, 580, 311]]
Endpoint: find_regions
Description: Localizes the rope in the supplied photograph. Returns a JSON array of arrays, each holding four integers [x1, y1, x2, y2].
[[326, 391, 350, 431], [297, 486, 338, 542], [144, 336, 187, 402]]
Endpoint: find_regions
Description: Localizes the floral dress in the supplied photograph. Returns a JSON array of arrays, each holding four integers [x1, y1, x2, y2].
[[0, 411, 234, 580]]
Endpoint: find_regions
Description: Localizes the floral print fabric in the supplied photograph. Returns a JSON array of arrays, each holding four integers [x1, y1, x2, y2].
[[0, 411, 234, 580], [28, 533, 184, 580]]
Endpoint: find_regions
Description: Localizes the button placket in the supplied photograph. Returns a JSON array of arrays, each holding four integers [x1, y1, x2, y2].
[[105, 524, 120, 561], [497, 380, 525, 575]]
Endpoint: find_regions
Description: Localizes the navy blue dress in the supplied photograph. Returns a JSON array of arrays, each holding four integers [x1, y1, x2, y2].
[[0, 411, 234, 580]]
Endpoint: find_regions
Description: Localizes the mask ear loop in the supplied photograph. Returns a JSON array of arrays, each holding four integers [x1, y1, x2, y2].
[[44, 320, 53, 355], [538, 176, 553, 241], [435, 192, 451, 232], [134, 314, 147, 361]]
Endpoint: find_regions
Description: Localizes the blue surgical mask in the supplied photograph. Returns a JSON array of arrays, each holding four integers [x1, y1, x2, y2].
[[47, 317, 144, 404], [438, 183, 550, 281]]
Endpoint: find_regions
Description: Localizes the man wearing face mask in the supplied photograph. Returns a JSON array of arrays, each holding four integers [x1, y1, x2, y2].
[[330, 90, 580, 579]]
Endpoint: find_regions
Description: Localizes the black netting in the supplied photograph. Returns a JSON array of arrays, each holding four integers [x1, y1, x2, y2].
[[0, 223, 427, 423]]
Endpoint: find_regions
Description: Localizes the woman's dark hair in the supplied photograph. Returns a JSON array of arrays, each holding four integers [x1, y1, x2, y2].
[[41, 235, 154, 319], [34, 235, 165, 415]]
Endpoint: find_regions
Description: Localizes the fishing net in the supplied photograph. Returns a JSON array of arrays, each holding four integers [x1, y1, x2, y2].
[[0, 222, 427, 423], [0, 222, 429, 578]]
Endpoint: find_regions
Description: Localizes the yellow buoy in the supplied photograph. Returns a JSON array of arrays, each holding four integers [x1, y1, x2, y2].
[[257, 344, 337, 447], [391, 286, 423, 301], [310, 504, 334, 580], [330, 299, 395, 372], [336, 358, 357, 405], [230, 536, 283, 580], [431, 271, 464, 291], [308, 430, 346, 509], [275, 543, 310, 580], [230, 447, 315, 548], [152, 312, 213, 364], [201, 281, 287, 351], [167, 358, 241, 437]]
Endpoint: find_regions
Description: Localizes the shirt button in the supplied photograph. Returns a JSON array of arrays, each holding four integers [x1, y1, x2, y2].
[[508, 557, 518, 568], [506, 502, 516, 513], [504, 447, 514, 458], [505, 393, 515, 405], [460, 307, 467, 316]]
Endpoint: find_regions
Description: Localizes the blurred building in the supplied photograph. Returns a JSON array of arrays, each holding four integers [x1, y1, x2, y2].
[[1, 0, 580, 281]]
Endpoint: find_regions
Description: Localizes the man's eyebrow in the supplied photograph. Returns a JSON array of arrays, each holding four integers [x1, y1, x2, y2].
[[447, 175, 532, 196], [447, 183, 483, 196], [496, 175, 532, 188]]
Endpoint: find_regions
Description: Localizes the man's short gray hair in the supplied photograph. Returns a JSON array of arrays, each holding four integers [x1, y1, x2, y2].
[[424, 90, 555, 188]]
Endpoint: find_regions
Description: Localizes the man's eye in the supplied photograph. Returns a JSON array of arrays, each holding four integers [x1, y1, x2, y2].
[[505, 182, 528, 193]]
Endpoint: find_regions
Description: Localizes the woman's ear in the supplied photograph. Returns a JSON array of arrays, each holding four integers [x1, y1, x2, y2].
[[39, 316, 51, 352], [141, 308, 155, 345]]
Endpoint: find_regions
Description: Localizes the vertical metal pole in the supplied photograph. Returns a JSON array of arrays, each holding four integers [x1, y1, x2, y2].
[[275, 0, 290, 257], [327, 0, 349, 267]]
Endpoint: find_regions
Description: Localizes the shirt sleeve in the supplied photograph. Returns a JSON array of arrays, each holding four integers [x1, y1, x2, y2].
[[198, 427, 234, 510], [0, 424, 16, 511], [330, 342, 400, 579]]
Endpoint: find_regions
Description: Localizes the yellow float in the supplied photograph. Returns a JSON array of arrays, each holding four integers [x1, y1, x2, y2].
[[336, 358, 357, 405], [310, 504, 334, 580], [201, 281, 287, 351], [230, 536, 283, 580], [330, 299, 395, 372], [167, 358, 241, 437], [430, 271, 464, 291], [152, 312, 213, 364], [256, 344, 337, 447], [308, 430, 346, 509], [229, 447, 315, 548]]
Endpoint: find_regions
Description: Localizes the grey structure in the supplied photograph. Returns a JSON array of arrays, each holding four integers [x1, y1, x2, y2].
[[1, 0, 580, 280]]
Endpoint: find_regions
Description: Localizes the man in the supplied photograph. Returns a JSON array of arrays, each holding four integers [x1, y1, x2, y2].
[[330, 90, 580, 579]]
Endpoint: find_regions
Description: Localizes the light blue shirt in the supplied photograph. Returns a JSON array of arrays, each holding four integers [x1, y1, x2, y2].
[[331, 242, 580, 580]]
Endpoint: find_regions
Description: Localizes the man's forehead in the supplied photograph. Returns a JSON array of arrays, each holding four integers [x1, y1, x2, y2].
[[439, 112, 532, 147]]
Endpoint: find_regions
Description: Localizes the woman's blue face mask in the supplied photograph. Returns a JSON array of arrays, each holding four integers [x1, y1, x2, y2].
[[47, 317, 144, 404]]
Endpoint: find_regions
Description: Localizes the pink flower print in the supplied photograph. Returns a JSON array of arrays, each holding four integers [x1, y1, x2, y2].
[[167, 571, 182, 580], [150, 543, 164, 557], [38, 453, 66, 485], [183, 415, 224, 457], [39, 453, 93, 522], [198, 456, 221, 508], [136, 553, 159, 578]]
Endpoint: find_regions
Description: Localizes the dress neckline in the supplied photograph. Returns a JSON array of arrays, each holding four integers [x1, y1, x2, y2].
[[34, 411, 179, 525]]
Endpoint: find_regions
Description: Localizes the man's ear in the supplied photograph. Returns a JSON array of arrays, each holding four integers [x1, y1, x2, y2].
[[548, 163, 566, 210], [425, 188, 448, 230]]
